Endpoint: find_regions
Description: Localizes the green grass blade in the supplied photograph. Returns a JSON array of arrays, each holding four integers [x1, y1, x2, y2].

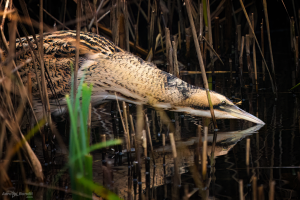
[[289, 82, 300, 91], [68, 139, 122, 165], [70, 61, 75, 106], [76, 175, 122, 200], [12, 119, 46, 155], [66, 95, 84, 172], [79, 109, 87, 152], [87, 139, 122, 153], [74, 75, 85, 126], [81, 83, 93, 143]]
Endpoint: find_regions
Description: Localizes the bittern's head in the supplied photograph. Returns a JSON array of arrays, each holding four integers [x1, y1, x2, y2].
[[174, 89, 265, 125]]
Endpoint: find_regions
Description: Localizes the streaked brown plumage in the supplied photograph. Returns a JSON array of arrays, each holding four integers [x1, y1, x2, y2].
[[16, 30, 122, 99], [12, 30, 264, 125]]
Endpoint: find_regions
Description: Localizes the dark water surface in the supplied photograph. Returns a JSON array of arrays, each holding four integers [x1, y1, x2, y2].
[[7, 79, 300, 200], [90, 89, 300, 199], [211, 92, 300, 199], [138, 88, 300, 200], [126, 91, 300, 200]]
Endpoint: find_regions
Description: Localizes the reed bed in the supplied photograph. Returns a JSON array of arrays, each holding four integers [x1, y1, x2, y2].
[[0, 0, 299, 199]]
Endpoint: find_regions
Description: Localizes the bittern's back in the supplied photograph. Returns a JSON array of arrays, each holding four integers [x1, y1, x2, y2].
[[14, 30, 123, 99]]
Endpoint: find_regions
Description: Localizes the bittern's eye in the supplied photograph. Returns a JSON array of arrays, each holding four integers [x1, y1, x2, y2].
[[221, 100, 226, 105]]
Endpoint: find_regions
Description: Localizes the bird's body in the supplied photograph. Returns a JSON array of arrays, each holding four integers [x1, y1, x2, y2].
[[16, 30, 122, 99], [12, 30, 264, 125]]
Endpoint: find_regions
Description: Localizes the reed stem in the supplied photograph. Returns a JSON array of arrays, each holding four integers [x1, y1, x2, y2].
[[269, 181, 275, 200], [253, 176, 257, 200], [169, 133, 180, 199], [251, 13, 258, 92], [239, 36, 245, 87], [184, 0, 218, 130], [202, 119, 208, 179], [258, 185, 264, 200], [246, 138, 250, 166], [145, 114, 155, 166], [239, 0, 276, 95], [239, 180, 244, 200]]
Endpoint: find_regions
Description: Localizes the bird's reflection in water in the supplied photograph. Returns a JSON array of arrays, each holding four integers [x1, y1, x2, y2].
[[97, 124, 264, 199]]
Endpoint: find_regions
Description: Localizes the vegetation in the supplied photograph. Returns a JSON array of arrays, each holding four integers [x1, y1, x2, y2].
[[0, 0, 299, 199], [66, 66, 121, 199]]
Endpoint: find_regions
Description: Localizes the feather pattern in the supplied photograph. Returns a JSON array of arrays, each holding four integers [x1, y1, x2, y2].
[[5, 30, 264, 130]]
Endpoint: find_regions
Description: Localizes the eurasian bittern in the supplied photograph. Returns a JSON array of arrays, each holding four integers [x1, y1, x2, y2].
[[12, 30, 264, 125]]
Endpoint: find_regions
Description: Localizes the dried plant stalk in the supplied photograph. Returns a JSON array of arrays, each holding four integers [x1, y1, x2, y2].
[[129, 115, 138, 160], [199, 3, 203, 38], [115, 93, 130, 152], [177, 0, 185, 37], [119, 13, 126, 50], [88, 0, 105, 30], [184, 0, 218, 129], [136, 105, 144, 158], [250, 13, 258, 91], [157, 16, 164, 54], [202, 120, 208, 179], [253, 37, 258, 92], [202, 36, 224, 65], [239, 0, 276, 94], [142, 130, 147, 157], [185, 27, 191, 58], [210, 0, 225, 19], [258, 185, 264, 200], [151, 110, 156, 141], [269, 181, 275, 200], [229, 58, 233, 85], [207, 0, 214, 70], [195, 125, 202, 170], [246, 138, 250, 166], [165, 28, 171, 72], [237, 25, 241, 52], [145, 114, 155, 165], [245, 34, 254, 84], [27, 72, 32, 106], [169, 132, 180, 198], [178, 21, 181, 49], [253, 176, 257, 200], [296, 36, 299, 76], [239, 36, 245, 87], [172, 37, 179, 78], [261, 19, 265, 81], [262, 0, 275, 75], [239, 180, 244, 200]]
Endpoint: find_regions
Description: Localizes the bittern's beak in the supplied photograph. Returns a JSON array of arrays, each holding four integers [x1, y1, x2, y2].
[[218, 104, 265, 125]]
